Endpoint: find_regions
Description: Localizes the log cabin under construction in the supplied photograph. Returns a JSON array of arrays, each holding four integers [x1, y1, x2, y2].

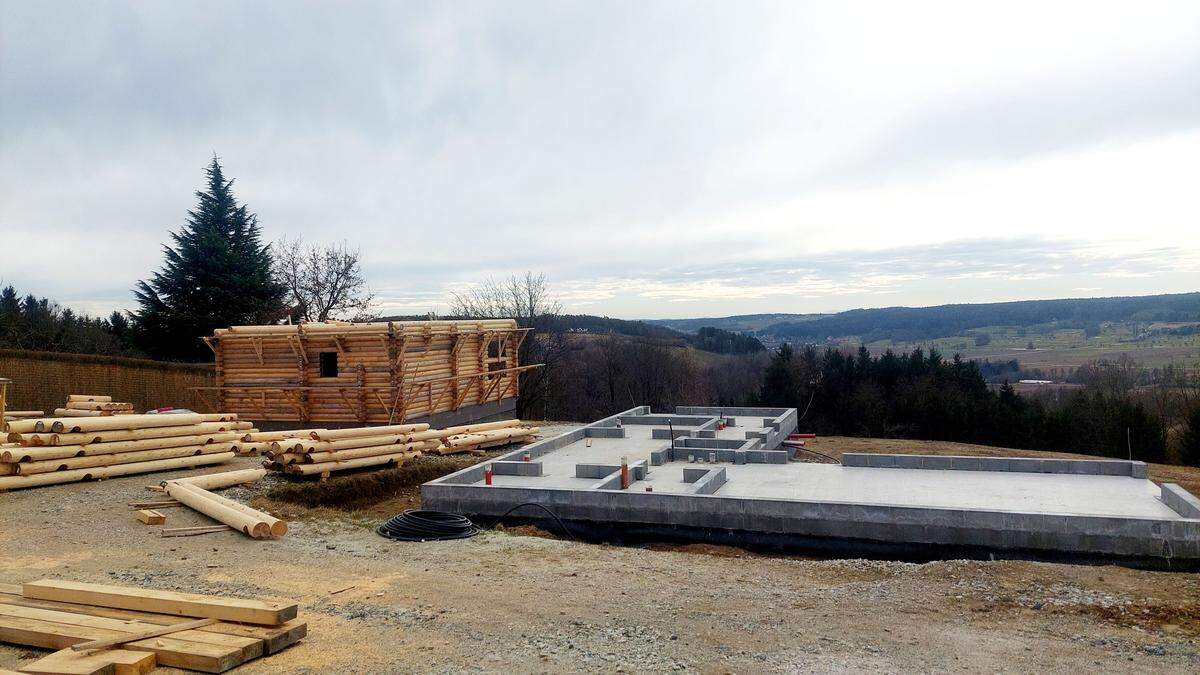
[[195, 320, 536, 426]]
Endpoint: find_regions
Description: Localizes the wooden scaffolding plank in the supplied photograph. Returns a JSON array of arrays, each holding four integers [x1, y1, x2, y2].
[[0, 611, 242, 673], [22, 580, 297, 626], [20, 646, 156, 675], [0, 589, 304, 654]]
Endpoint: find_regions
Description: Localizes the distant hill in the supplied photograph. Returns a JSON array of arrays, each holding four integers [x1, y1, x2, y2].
[[762, 292, 1200, 343], [647, 313, 824, 333], [378, 313, 764, 354]]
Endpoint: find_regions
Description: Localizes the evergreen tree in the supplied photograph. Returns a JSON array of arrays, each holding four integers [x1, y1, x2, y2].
[[133, 157, 285, 360]]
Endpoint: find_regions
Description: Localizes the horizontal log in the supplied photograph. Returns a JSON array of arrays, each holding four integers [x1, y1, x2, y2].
[[309, 423, 429, 441], [2, 432, 243, 463], [65, 402, 134, 411], [52, 409, 108, 417], [172, 469, 266, 490], [6, 413, 205, 435], [0, 453, 235, 491], [11, 421, 253, 447], [284, 450, 419, 474], [67, 395, 113, 402], [302, 440, 437, 464], [17, 443, 236, 475]]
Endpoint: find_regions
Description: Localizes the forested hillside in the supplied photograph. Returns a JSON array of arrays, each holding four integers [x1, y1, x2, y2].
[[765, 293, 1200, 342]]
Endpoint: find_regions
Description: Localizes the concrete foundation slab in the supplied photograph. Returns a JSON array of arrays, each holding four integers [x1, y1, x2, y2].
[[422, 406, 1200, 566]]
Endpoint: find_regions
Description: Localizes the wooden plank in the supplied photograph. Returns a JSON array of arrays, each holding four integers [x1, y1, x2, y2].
[[22, 580, 297, 626], [0, 612, 241, 673], [0, 604, 258, 657], [0, 590, 305, 655], [70, 617, 218, 651], [20, 647, 155, 675], [134, 510, 165, 525]]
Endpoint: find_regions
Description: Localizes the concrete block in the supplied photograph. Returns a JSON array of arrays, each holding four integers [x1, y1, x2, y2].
[[1042, 459, 1070, 474], [585, 427, 626, 439], [1131, 461, 1148, 478], [1097, 461, 1129, 476], [1162, 483, 1200, 519], [950, 456, 982, 471], [490, 461, 543, 477], [921, 456, 952, 470], [691, 468, 727, 495], [841, 453, 869, 467], [576, 464, 620, 479]]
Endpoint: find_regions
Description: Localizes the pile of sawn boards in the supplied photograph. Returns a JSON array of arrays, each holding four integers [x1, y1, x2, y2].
[[1, 413, 252, 491], [254, 419, 539, 476], [0, 579, 304, 673]]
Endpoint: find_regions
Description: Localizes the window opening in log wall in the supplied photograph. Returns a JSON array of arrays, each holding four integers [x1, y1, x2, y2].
[[319, 351, 339, 378]]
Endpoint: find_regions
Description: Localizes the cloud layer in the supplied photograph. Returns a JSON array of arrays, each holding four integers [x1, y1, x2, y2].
[[1, 1, 1197, 319]]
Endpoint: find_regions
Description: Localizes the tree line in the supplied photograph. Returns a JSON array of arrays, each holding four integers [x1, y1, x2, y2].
[[754, 344, 1199, 466]]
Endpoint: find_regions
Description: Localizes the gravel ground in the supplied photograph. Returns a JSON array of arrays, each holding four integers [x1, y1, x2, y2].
[[1, 432, 1198, 673]]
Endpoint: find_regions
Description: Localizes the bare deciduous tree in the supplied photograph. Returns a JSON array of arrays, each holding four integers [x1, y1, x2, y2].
[[274, 236, 377, 322], [449, 272, 561, 323], [450, 272, 565, 419]]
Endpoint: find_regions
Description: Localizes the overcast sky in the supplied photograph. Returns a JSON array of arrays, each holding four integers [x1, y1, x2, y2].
[[2, 1, 1197, 320]]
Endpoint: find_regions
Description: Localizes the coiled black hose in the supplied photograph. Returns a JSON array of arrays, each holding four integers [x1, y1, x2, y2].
[[377, 503, 578, 542], [376, 509, 480, 541]]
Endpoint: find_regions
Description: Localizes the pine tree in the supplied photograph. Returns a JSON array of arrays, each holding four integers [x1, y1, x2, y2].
[[133, 157, 285, 360]]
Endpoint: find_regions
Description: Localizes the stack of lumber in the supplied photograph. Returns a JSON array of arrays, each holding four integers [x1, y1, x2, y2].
[[260, 419, 539, 476], [204, 319, 535, 424], [1, 413, 252, 491], [157, 468, 286, 539], [53, 394, 137, 418], [0, 579, 304, 673]]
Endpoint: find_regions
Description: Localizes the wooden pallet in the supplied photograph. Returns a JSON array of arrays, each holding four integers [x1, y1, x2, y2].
[[0, 582, 305, 673]]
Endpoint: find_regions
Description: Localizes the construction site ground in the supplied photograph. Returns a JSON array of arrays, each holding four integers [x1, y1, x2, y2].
[[2, 427, 1198, 673]]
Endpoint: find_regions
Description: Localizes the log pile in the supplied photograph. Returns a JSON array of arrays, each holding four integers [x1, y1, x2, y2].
[[260, 419, 540, 476], [160, 468, 287, 539], [1, 412, 252, 491], [0, 579, 305, 673], [52, 393, 137, 418], [200, 319, 539, 424]]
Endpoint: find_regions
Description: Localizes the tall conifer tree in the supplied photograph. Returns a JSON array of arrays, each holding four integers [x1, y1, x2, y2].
[[133, 157, 285, 360]]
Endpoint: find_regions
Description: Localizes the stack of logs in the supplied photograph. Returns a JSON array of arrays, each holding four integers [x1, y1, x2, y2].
[[1, 412, 252, 490], [53, 393, 136, 417], [256, 419, 539, 476], [160, 468, 288, 539]]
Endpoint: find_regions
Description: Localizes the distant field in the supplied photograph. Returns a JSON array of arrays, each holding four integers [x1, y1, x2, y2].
[[834, 322, 1200, 372]]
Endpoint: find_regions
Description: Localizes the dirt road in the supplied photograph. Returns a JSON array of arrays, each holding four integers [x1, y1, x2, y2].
[[1, 434, 1198, 673]]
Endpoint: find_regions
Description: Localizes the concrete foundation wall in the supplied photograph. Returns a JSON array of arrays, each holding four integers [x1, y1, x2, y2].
[[842, 453, 1147, 477], [422, 482, 1200, 559]]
